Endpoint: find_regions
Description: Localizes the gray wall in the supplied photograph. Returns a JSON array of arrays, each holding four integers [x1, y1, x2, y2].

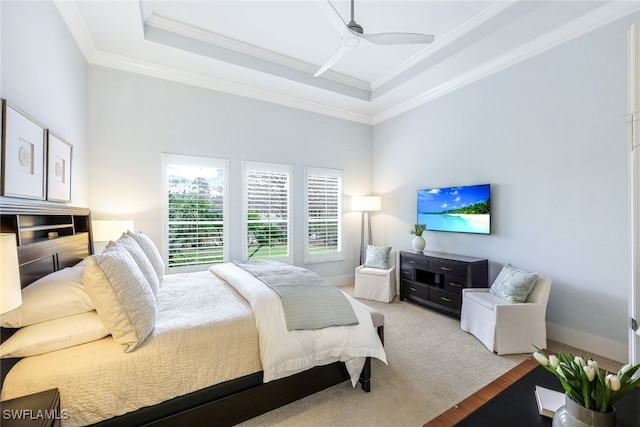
[[2, 0, 637, 361], [1, 1, 89, 205], [373, 15, 639, 360], [87, 66, 373, 279]]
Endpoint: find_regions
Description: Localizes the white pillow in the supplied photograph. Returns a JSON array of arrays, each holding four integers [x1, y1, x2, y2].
[[83, 245, 156, 352], [0, 311, 109, 358], [0, 263, 93, 328], [127, 231, 165, 281], [107, 233, 159, 297]]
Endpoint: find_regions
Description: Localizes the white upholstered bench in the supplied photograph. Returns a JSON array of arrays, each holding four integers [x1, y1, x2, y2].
[[362, 304, 385, 345]]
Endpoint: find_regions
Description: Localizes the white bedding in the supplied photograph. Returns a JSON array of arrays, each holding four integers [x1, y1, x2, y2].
[[210, 262, 388, 386], [1, 271, 261, 427]]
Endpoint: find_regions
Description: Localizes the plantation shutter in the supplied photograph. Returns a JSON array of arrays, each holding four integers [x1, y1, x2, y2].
[[305, 167, 343, 263], [243, 162, 292, 262], [164, 155, 228, 272]]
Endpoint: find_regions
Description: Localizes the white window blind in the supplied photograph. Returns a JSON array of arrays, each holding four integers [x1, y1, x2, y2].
[[164, 154, 228, 272], [305, 167, 343, 263], [243, 162, 292, 262]]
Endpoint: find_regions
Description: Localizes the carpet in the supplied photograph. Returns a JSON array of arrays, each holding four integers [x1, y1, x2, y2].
[[237, 286, 529, 427]]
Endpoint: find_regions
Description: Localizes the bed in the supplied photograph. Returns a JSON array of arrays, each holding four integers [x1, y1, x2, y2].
[[0, 199, 387, 426]]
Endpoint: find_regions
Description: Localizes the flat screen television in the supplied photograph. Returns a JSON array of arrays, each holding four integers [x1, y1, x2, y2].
[[417, 184, 491, 235]]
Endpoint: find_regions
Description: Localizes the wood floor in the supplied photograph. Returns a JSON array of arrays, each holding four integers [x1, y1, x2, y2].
[[424, 343, 624, 427]]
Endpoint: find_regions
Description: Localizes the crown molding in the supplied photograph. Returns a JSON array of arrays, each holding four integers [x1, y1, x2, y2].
[[145, 13, 371, 92], [373, 1, 640, 125], [53, 0, 638, 127], [370, 0, 518, 91], [89, 50, 373, 125], [52, 0, 97, 60]]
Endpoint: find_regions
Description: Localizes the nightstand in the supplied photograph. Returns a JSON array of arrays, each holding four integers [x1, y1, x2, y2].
[[1, 389, 62, 427]]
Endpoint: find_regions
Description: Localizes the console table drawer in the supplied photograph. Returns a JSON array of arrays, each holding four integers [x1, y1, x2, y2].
[[403, 281, 430, 301], [443, 276, 466, 294], [430, 287, 461, 309], [430, 259, 467, 278], [400, 267, 415, 281], [402, 253, 428, 269]]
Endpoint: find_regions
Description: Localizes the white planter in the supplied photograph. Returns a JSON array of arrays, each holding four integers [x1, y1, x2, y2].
[[412, 235, 426, 252]]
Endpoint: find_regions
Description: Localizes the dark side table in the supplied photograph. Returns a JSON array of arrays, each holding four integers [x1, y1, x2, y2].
[[425, 357, 640, 427], [0, 389, 62, 427]]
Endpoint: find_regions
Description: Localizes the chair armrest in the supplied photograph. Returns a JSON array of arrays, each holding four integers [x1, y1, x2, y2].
[[356, 265, 395, 277], [494, 302, 547, 319]]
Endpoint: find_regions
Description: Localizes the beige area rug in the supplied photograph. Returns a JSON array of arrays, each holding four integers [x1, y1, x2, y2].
[[237, 286, 529, 427]]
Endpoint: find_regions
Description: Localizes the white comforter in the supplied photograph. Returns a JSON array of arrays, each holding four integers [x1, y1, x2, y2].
[[1, 271, 261, 427], [209, 263, 387, 386]]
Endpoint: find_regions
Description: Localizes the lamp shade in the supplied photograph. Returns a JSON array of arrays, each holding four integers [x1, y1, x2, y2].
[[0, 233, 22, 313], [351, 195, 381, 212], [92, 220, 135, 242]]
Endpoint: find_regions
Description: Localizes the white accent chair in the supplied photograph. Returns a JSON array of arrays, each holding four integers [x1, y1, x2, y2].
[[354, 254, 397, 303], [460, 276, 552, 355]]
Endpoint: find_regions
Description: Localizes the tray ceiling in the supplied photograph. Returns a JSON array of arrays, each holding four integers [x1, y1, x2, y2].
[[54, 0, 638, 124]]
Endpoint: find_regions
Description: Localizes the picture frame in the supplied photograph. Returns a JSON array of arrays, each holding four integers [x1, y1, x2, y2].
[[1, 100, 46, 200], [46, 131, 72, 202]]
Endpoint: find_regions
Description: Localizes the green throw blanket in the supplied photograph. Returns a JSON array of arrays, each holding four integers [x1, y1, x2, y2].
[[233, 260, 359, 331]]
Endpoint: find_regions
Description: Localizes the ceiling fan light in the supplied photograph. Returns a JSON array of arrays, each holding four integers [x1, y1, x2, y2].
[[345, 37, 360, 48]]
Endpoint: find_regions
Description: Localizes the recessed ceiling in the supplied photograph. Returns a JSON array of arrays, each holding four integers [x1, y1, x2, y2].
[[55, 0, 638, 124]]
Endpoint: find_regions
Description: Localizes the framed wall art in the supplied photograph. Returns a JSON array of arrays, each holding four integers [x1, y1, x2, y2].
[[46, 131, 72, 202], [1, 100, 46, 200]]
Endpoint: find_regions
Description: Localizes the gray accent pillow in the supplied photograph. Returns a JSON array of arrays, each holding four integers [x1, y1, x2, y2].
[[489, 263, 539, 304], [127, 231, 165, 281], [364, 245, 392, 269], [83, 244, 156, 352], [107, 233, 159, 297]]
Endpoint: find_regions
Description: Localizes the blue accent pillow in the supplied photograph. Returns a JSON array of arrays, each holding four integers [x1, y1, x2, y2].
[[364, 245, 392, 269], [489, 263, 539, 304]]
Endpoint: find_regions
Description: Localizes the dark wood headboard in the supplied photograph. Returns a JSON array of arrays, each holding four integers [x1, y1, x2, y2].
[[0, 197, 94, 386], [0, 197, 94, 287]]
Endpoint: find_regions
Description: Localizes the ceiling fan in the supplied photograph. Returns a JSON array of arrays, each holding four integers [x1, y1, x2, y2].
[[314, 0, 435, 77]]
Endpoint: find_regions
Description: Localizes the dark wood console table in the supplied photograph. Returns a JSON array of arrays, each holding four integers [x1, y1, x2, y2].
[[399, 251, 488, 317], [425, 356, 640, 426]]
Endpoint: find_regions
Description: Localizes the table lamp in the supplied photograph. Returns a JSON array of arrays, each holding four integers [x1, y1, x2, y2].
[[0, 233, 22, 313], [92, 219, 135, 253]]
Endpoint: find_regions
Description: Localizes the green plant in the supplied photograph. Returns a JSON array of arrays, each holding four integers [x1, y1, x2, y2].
[[533, 348, 640, 412], [409, 224, 426, 236]]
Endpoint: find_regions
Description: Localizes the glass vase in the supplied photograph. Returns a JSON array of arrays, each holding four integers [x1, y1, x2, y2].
[[552, 395, 616, 427]]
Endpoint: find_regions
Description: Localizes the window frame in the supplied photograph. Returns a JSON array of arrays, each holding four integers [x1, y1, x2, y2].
[[162, 153, 229, 273], [242, 161, 293, 263], [304, 167, 344, 264]]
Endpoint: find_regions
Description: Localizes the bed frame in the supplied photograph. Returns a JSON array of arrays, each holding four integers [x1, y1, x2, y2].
[[0, 198, 373, 426]]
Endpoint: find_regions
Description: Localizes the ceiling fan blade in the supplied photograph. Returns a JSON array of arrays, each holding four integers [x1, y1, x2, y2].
[[316, 0, 347, 36], [314, 43, 354, 77], [358, 32, 435, 45]]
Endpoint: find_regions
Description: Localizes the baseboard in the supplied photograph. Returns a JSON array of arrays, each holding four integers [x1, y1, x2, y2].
[[547, 322, 628, 363], [327, 278, 629, 362], [328, 274, 354, 287]]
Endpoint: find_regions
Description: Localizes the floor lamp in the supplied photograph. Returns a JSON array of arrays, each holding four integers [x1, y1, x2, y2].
[[351, 195, 381, 265]]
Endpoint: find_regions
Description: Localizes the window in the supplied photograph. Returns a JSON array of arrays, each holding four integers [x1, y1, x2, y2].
[[243, 162, 292, 262], [305, 167, 343, 263], [163, 154, 228, 272]]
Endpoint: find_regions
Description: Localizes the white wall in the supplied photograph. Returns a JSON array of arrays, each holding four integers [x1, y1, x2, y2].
[[87, 66, 373, 279], [4, 0, 637, 361], [373, 15, 639, 362], [0, 1, 89, 205]]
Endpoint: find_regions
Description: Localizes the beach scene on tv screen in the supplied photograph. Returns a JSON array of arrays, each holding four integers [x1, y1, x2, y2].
[[417, 184, 490, 234]]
